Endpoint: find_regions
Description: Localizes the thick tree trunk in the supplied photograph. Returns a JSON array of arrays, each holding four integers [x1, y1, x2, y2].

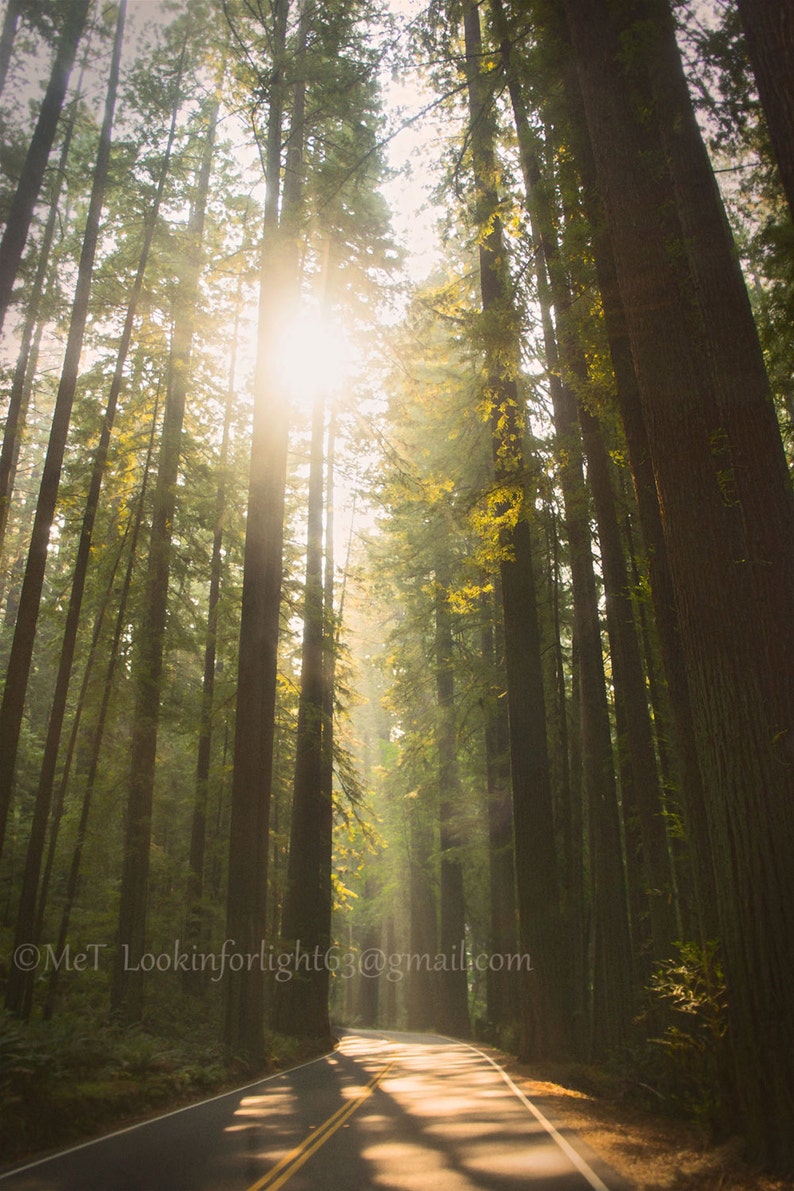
[[272, 395, 331, 1039], [463, 0, 567, 1060], [562, 0, 794, 1167], [547, 509, 587, 1049], [636, 0, 794, 756], [271, 52, 329, 1032], [495, 18, 634, 1049], [0, 0, 91, 334], [557, 38, 719, 941], [0, 0, 123, 872], [736, 0, 794, 220], [225, 0, 291, 1062], [112, 94, 217, 1023]]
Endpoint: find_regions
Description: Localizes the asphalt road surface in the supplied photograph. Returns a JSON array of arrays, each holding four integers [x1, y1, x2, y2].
[[0, 1030, 631, 1190]]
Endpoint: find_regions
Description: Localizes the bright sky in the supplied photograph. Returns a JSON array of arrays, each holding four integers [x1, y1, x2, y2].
[[379, 73, 444, 285], [378, 0, 448, 285]]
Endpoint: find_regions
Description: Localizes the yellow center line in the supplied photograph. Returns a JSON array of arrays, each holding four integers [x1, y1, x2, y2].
[[246, 1061, 395, 1191]]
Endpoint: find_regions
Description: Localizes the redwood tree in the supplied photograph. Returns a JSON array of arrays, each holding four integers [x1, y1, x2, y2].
[[462, 0, 568, 1060], [561, 0, 794, 1167]]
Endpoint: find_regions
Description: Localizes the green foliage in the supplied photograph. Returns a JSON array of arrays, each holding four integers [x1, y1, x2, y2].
[[0, 1008, 230, 1161], [644, 941, 730, 1130]]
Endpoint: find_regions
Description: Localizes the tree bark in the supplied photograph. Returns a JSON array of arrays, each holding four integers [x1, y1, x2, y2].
[[579, 404, 676, 966], [480, 587, 516, 1036], [405, 793, 437, 1032], [272, 395, 331, 1039], [225, 0, 291, 1062], [494, 13, 633, 1048], [463, 0, 567, 1060], [555, 24, 719, 941], [561, 0, 794, 1166], [635, 0, 794, 765], [434, 572, 470, 1039], [736, 0, 794, 220], [550, 374, 634, 1055]]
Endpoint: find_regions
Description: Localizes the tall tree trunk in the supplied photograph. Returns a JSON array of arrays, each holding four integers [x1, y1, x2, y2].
[[556, 30, 719, 941], [494, 15, 633, 1048], [8, 16, 185, 1018], [623, 509, 690, 940], [0, 0, 20, 97], [480, 588, 516, 1036], [270, 24, 327, 1035], [112, 93, 218, 1023], [0, 95, 78, 555], [0, 0, 123, 870], [434, 572, 471, 1039], [0, 0, 91, 334], [319, 404, 336, 998], [225, 0, 291, 1062], [42, 393, 160, 1019], [356, 880, 380, 1027], [405, 794, 437, 1031], [547, 508, 587, 1048], [8, 526, 129, 1018], [562, 0, 794, 1166], [272, 393, 331, 1039], [33, 348, 154, 936], [735, 0, 794, 220], [184, 234, 241, 985], [320, 402, 336, 863], [579, 405, 676, 967], [550, 373, 633, 1055], [635, 0, 794, 758], [463, 0, 567, 1060]]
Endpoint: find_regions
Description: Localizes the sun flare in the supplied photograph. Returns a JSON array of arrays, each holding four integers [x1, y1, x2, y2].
[[272, 307, 353, 411]]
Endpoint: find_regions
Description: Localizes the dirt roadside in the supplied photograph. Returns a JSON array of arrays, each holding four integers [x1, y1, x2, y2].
[[503, 1058, 793, 1191]]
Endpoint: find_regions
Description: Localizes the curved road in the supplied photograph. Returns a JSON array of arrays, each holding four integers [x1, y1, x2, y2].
[[0, 1030, 630, 1189]]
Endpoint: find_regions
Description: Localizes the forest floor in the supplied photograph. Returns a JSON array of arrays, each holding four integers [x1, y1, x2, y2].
[[502, 1053, 793, 1190]]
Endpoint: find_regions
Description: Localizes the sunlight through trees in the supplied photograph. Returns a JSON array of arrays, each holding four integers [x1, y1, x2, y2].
[[0, 0, 792, 1175]]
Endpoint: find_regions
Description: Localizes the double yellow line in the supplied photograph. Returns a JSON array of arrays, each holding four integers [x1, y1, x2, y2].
[[247, 1061, 395, 1191]]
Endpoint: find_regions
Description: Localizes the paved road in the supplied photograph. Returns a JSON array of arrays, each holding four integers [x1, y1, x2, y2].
[[0, 1030, 630, 1190]]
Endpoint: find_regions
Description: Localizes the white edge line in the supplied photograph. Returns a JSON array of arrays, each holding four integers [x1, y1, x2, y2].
[[0, 1048, 335, 1183], [444, 1036, 612, 1191]]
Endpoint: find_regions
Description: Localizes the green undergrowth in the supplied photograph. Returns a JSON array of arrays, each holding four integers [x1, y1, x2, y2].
[[0, 1008, 331, 1169], [523, 942, 733, 1138]]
